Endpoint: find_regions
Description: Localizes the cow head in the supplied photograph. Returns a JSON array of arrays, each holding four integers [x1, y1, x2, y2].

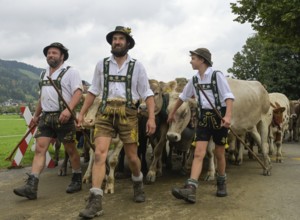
[[166, 92, 192, 142], [138, 79, 164, 117], [270, 101, 286, 126]]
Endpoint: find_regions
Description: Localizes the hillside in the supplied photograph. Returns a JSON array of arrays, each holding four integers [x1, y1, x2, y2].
[[0, 59, 43, 103]]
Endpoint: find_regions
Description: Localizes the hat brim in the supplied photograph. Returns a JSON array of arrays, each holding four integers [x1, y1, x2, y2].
[[106, 31, 135, 49], [189, 50, 213, 66], [43, 46, 69, 61]]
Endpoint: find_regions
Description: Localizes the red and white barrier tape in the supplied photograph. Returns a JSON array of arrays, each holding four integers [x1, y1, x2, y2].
[[11, 106, 55, 168]]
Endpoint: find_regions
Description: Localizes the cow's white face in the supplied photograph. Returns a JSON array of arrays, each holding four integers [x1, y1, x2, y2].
[[167, 92, 191, 142]]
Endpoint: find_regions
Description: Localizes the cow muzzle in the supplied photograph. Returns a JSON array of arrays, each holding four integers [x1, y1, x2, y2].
[[167, 132, 181, 142]]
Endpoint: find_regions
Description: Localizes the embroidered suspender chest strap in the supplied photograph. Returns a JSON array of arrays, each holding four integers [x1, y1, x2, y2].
[[99, 57, 136, 113], [192, 70, 222, 117], [39, 66, 71, 111]]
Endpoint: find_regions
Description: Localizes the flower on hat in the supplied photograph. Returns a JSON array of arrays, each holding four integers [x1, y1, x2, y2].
[[123, 27, 132, 35]]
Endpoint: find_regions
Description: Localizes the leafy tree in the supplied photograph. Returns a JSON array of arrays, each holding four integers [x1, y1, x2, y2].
[[259, 43, 300, 99], [228, 34, 300, 99], [228, 34, 263, 80], [231, 0, 300, 52]]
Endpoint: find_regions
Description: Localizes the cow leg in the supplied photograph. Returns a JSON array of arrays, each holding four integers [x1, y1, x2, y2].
[[227, 133, 237, 165], [54, 140, 61, 167], [236, 133, 246, 166], [294, 117, 300, 142], [184, 146, 194, 173], [58, 150, 69, 176], [204, 138, 215, 181], [275, 131, 283, 163], [165, 141, 173, 170], [105, 138, 123, 194], [82, 129, 91, 163], [146, 124, 168, 184], [257, 120, 272, 176], [269, 128, 275, 156], [138, 135, 149, 176], [115, 147, 128, 179], [82, 148, 94, 184]]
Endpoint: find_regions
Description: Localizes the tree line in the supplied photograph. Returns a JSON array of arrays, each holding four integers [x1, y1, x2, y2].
[[228, 0, 300, 100]]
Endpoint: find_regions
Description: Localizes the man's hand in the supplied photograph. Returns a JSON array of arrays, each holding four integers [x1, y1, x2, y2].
[[59, 109, 72, 124], [146, 118, 156, 136]]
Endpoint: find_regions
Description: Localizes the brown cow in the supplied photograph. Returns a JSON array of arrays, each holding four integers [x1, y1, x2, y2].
[[288, 100, 300, 142], [268, 93, 290, 163]]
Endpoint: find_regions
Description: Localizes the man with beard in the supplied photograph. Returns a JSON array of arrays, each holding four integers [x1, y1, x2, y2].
[[77, 26, 156, 218], [13, 42, 83, 200]]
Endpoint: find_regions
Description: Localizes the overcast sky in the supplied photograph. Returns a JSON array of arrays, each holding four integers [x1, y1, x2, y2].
[[0, 0, 254, 83]]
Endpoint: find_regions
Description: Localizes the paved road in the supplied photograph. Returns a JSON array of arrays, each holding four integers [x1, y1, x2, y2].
[[1, 142, 300, 220]]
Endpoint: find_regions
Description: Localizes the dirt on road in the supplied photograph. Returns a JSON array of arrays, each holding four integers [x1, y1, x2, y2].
[[1, 142, 300, 220]]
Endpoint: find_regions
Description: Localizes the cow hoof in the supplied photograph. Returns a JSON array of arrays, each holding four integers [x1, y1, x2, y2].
[[58, 169, 67, 176], [145, 175, 156, 184], [263, 169, 271, 176], [204, 175, 214, 181]]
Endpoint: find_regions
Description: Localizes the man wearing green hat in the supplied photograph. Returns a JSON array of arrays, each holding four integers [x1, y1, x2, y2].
[[168, 48, 234, 203], [77, 26, 156, 218], [13, 42, 83, 200]]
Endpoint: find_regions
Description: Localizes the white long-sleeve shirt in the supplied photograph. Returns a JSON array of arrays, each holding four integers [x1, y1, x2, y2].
[[179, 67, 234, 109], [88, 55, 153, 101]]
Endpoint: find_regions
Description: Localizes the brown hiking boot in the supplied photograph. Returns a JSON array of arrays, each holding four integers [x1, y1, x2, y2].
[[66, 173, 82, 193], [216, 175, 227, 197], [13, 173, 39, 200], [79, 193, 103, 218], [172, 184, 196, 203], [133, 181, 145, 203]]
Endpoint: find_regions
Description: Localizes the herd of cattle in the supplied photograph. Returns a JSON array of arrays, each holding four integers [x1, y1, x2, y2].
[[54, 77, 300, 194]]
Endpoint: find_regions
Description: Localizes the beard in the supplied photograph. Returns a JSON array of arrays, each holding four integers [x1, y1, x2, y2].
[[47, 57, 61, 68], [111, 44, 129, 57]]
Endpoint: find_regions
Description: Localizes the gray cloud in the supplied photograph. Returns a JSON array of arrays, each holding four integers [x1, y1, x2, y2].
[[0, 0, 253, 82]]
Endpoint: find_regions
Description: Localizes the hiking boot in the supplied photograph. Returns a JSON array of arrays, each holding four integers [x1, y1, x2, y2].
[[172, 184, 196, 203], [13, 173, 39, 200], [216, 175, 227, 197], [79, 193, 103, 218], [66, 173, 82, 193], [133, 181, 145, 203]]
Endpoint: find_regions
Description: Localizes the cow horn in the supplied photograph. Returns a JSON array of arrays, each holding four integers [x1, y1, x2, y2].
[[275, 102, 281, 108], [270, 102, 277, 109]]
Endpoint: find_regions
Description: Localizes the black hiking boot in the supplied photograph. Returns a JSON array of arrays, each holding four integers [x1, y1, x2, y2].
[[133, 181, 145, 203], [79, 193, 103, 218], [66, 173, 82, 193], [13, 173, 39, 200], [216, 175, 227, 197], [172, 184, 196, 203]]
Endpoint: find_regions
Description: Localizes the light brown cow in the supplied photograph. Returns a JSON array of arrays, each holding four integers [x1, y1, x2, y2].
[[219, 78, 272, 175], [145, 80, 197, 183], [268, 93, 290, 163], [80, 95, 124, 194], [136, 79, 168, 180]]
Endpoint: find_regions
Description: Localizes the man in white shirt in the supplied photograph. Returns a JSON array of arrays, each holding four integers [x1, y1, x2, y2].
[[13, 42, 83, 200], [77, 26, 156, 219]]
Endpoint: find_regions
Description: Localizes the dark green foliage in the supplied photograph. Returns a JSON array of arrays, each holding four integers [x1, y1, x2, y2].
[[231, 0, 300, 52], [228, 35, 300, 100]]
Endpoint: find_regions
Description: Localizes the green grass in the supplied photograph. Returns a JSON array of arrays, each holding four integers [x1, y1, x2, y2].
[[0, 114, 66, 169]]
